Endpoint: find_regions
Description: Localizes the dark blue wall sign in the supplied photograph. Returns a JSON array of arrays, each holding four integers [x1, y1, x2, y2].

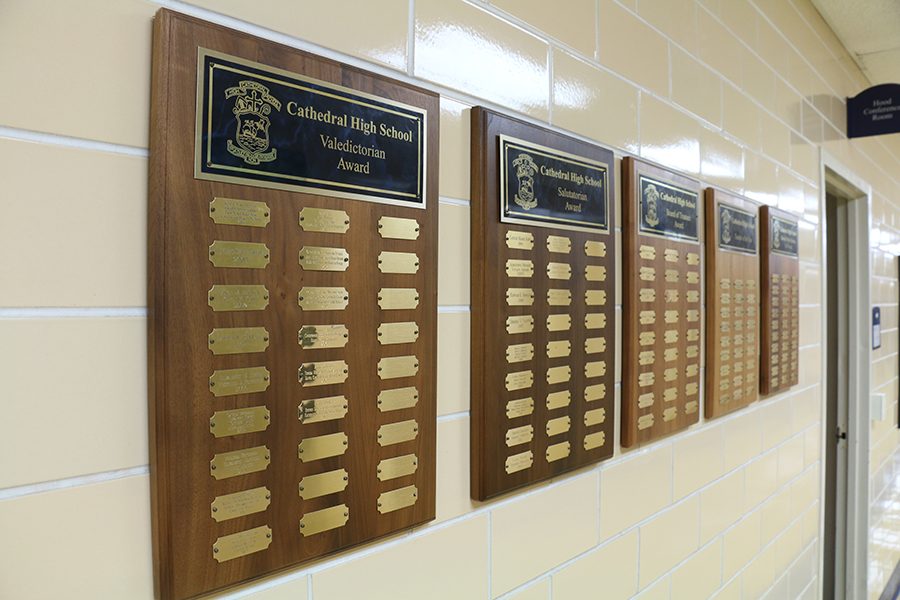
[[847, 83, 900, 139], [500, 135, 611, 232], [718, 204, 757, 253], [196, 49, 426, 206], [637, 175, 699, 242], [770, 215, 799, 257]]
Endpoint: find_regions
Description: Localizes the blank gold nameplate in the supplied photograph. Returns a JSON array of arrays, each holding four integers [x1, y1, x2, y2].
[[378, 355, 419, 379], [686, 252, 699, 265], [211, 487, 270, 522], [664, 269, 679, 283], [687, 309, 699, 322], [378, 288, 419, 310], [298, 432, 348, 462], [506, 425, 534, 447], [546, 340, 571, 358], [686, 382, 699, 395], [584, 431, 606, 450], [377, 454, 418, 481], [686, 345, 699, 358], [639, 332, 656, 346], [547, 262, 571, 280], [546, 441, 570, 462], [506, 451, 533, 474], [379, 251, 420, 274], [378, 485, 418, 514], [547, 235, 572, 253], [507, 288, 535, 306], [208, 285, 269, 312], [686, 290, 700, 302], [720, 278, 732, 289], [299, 395, 348, 424], [585, 384, 606, 402], [547, 289, 572, 306], [639, 310, 656, 325], [663, 368, 677, 382], [665, 249, 679, 262], [685, 400, 698, 414], [506, 315, 534, 334], [506, 343, 534, 363], [547, 314, 572, 331], [637, 414, 655, 430], [638, 372, 655, 387], [686, 329, 699, 342], [378, 387, 419, 411], [585, 240, 607, 257], [209, 367, 270, 397], [584, 408, 606, 427], [546, 416, 570, 437], [378, 216, 419, 239], [639, 288, 656, 302], [210, 406, 270, 438], [721, 307, 731, 319], [506, 259, 534, 278], [639, 245, 656, 260], [663, 407, 677, 422], [299, 504, 348, 536], [664, 310, 679, 324], [213, 526, 272, 562], [638, 392, 654, 408], [507, 397, 535, 418], [299, 246, 349, 271], [299, 207, 349, 233], [586, 290, 607, 306], [299, 468, 349, 500], [547, 366, 571, 384], [505, 370, 533, 391], [639, 350, 654, 365], [546, 390, 571, 410], [663, 387, 677, 402], [664, 348, 678, 361], [210, 446, 270, 480], [686, 271, 700, 284], [298, 360, 348, 386], [506, 230, 534, 250], [586, 265, 607, 281], [299, 324, 349, 349], [209, 327, 269, 355], [664, 330, 678, 344], [585, 361, 606, 378], [378, 420, 418, 446], [640, 267, 655, 281], [209, 197, 270, 227], [209, 241, 270, 269], [585, 313, 606, 329], [377, 322, 419, 345], [299, 287, 349, 311], [585, 337, 606, 354], [665, 290, 679, 302]]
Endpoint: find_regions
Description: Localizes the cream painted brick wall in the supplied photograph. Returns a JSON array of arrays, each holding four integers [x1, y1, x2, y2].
[[2, 0, 899, 598]]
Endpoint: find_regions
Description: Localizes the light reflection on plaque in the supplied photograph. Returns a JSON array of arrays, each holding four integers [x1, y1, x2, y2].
[[299, 324, 349, 349], [208, 285, 269, 312], [209, 366, 270, 397], [377, 454, 418, 481], [210, 406, 270, 438], [299, 468, 349, 499], [213, 526, 272, 562], [299, 395, 348, 424], [378, 216, 420, 239], [209, 241, 270, 269], [378, 251, 420, 274], [298, 432, 348, 462], [209, 197, 270, 227], [377, 420, 419, 446], [299, 246, 350, 271], [378, 288, 420, 310], [377, 387, 419, 411], [299, 504, 349, 536], [299, 207, 350, 233], [377, 485, 418, 513], [210, 446, 270, 480], [298, 287, 349, 311]]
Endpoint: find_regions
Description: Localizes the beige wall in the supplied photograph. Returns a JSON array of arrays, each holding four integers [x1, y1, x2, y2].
[[1, 0, 898, 598]]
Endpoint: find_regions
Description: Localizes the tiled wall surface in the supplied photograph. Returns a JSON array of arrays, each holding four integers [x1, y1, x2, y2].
[[1, 0, 899, 599]]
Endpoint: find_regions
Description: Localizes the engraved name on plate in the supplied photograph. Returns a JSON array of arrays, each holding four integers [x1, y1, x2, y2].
[[209, 366, 270, 397], [506, 315, 535, 334], [506, 288, 535, 306], [377, 355, 419, 379], [378, 251, 420, 274], [213, 526, 272, 562], [299, 395, 348, 424], [378, 485, 418, 514], [210, 446, 271, 480], [378, 216, 420, 240], [506, 259, 535, 278], [298, 360, 349, 386], [299, 468, 349, 500], [377, 454, 418, 481], [506, 343, 535, 363], [209, 197, 270, 227], [209, 241, 270, 269], [209, 327, 270, 355], [378, 420, 419, 445], [505, 451, 533, 474], [211, 487, 271, 522], [506, 370, 534, 391], [547, 262, 572, 280], [377, 321, 420, 345], [547, 289, 572, 306], [299, 246, 350, 271], [210, 406, 271, 438], [299, 505, 349, 536], [507, 397, 535, 418], [546, 235, 572, 253], [585, 240, 607, 257], [298, 287, 349, 311], [208, 285, 269, 312], [378, 288, 420, 310], [299, 207, 350, 233], [298, 432, 348, 462], [377, 387, 419, 411], [506, 425, 534, 447], [506, 230, 535, 250], [299, 324, 349, 349]]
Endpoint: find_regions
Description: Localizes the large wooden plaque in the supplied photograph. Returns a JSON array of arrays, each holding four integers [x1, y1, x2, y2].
[[759, 205, 800, 395], [704, 188, 760, 418], [148, 11, 438, 599], [622, 158, 702, 447], [470, 107, 616, 500]]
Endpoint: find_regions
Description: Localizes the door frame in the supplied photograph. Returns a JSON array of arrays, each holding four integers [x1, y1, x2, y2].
[[819, 151, 872, 600]]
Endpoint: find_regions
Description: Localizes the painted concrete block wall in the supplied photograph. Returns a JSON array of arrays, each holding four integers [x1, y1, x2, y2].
[[0, 0, 898, 598]]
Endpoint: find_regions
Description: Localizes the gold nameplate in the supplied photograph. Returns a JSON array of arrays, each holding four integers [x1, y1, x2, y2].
[[377, 454, 418, 481], [378, 387, 419, 411], [506, 370, 534, 391], [209, 197, 270, 227], [664, 330, 678, 344], [298, 287, 349, 311], [208, 285, 269, 312], [664, 348, 678, 361], [686, 329, 699, 342], [639, 332, 656, 346], [686, 252, 700, 265], [504, 315, 534, 335], [663, 367, 677, 382], [664, 269, 679, 283], [721, 307, 731, 319], [546, 441, 570, 462], [686, 382, 699, 395], [638, 372, 655, 387], [298, 432, 348, 462], [505, 451, 533, 474], [299, 504, 349, 536], [640, 267, 656, 281], [299, 468, 349, 500], [585, 313, 606, 329], [299, 246, 350, 271], [585, 337, 606, 354], [507, 288, 535, 306], [377, 355, 419, 380], [378, 485, 418, 514], [686, 345, 699, 358], [506, 343, 535, 363], [585, 361, 606, 378], [687, 309, 699, 322], [506, 425, 534, 447], [211, 487, 270, 522], [547, 314, 572, 331], [299, 395, 348, 424], [298, 360, 349, 386], [506, 259, 535, 278], [378, 420, 419, 446], [546, 390, 571, 410], [663, 387, 677, 402], [665, 289, 679, 302], [639, 288, 656, 302], [586, 290, 607, 306], [208, 241, 270, 269], [209, 367, 270, 397], [547, 366, 571, 385], [585, 240, 607, 257], [299, 207, 349, 233], [637, 414, 655, 430], [547, 289, 572, 306], [506, 230, 535, 250], [546, 416, 571, 437], [584, 431, 606, 450], [299, 324, 349, 349], [507, 397, 535, 419], [547, 235, 572, 254], [585, 265, 607, 281], [210, 406, 270, 438], [686, 290, 700, 302], [378, 216, 420, 240], [213, 526, 272, 562], [547, 262, 572, 280], [210, 446, 270, 480], [685, 400, 699, 414], [639, 351, 654, 365], [377, 321, 419, 345], [585, 383, 606, 402], [639, 310, 656, 325], [687, 271, 700, 284], [639, 245, 656, 260], [379, 251, 420, 274], [720, 278, 731, 289], [546, 340, 571, 358], [664, 310, 678, 324], [664, 249, 680, 262], [638, 392, 654, 408], [209, 327, 269, 355], [378, 288, 419, 310], [584, 408, 606, 427], [663, 407, 677, 422]]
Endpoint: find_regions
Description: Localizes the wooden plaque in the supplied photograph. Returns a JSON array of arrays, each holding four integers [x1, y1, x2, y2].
[[704, 188, 760, 418], [470, 107, 616, 500], [622, 158, 702, 447], [149, 11, 438, 599], [759, 205, 800, 395]]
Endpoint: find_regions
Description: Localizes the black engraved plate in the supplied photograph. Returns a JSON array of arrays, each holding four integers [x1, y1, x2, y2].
[[717, 204, 757, 254], [770, 215, 799, 257], [638, 175, 699, 241]]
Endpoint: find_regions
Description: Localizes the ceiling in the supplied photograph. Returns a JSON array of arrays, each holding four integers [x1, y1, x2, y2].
[[811, 0, 900, 86]]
